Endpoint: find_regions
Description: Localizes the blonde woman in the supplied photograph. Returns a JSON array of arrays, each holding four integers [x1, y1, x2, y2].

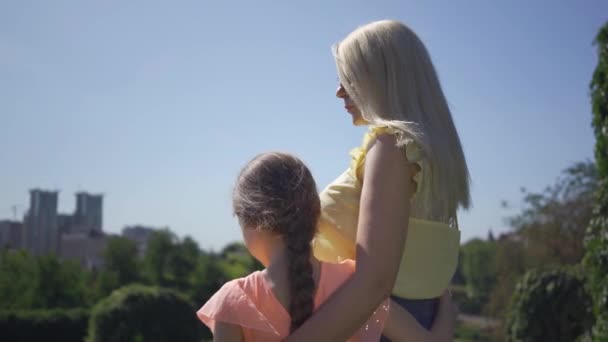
[[287, 20, 470, 341]]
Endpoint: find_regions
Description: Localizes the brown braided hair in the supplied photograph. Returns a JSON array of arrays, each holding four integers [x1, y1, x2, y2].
[[232, 152, 320, 332]]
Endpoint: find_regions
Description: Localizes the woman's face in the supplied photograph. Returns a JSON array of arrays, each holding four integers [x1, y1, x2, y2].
[[336, 83, 367, 126]]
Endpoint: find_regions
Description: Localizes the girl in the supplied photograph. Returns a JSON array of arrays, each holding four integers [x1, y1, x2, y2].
[[287, 20, 470, 341], [197, 152, 456, 341]]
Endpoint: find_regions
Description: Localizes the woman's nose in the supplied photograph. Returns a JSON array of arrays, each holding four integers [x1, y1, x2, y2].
[[336, 84, 347, 98]]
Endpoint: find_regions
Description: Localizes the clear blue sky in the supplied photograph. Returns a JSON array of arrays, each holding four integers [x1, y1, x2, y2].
[[1, 0, 606, 250]]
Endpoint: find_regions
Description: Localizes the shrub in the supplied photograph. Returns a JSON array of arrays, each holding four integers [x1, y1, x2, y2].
[[87, 285, 200, 342], [505, 267, 592, 341], [0, 308, 89, 342]]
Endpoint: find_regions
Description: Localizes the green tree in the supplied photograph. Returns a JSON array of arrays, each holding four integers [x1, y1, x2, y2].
[[486, 161, 597, 322], [104, 236, 140, 285], [509, 161, 597, 267], [95, 236, 140, 299], [142, 230, 205, 295], [486, 239, 527, 319], [34, 255, 88, 308], [93, 269, 119, 302], [93, 237, 141, 301], [461, 238, 497, 311], [143, 229, 176, 286], [190, 253, 226, 304], [0, 250, 39, 309], [168, 236, 200, 293], [0, 251, 88, 309], [584, 20, 608, 340]]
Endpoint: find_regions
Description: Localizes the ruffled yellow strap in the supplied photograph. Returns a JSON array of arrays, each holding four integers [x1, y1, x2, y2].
[[349, 126, 424, 189]]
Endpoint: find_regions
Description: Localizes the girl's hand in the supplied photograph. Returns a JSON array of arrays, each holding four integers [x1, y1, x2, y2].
[[439, 290, 458, 324], [408, 163, 421, 195], [426, 290, 458, 342]]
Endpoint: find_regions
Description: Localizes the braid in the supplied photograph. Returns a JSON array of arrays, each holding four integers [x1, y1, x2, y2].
[[232, 152, 321, 332], [286, 218, 316, 332]]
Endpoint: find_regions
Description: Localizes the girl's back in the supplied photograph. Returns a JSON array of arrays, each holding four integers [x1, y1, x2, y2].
[[197, 260, 387, 341]]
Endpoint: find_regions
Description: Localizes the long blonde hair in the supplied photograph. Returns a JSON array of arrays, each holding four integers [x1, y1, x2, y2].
[[334, 20, 471, 223]]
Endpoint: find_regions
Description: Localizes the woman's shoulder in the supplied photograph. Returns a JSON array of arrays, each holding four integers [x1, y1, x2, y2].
[[366, 125, 424, 162], [360, 125, 396, 152], [350, 126, 396, 179], [351, 125, 420, 179]]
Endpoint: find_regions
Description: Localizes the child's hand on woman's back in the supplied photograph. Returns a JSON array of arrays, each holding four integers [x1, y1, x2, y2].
[[434, 290, 458, 341]]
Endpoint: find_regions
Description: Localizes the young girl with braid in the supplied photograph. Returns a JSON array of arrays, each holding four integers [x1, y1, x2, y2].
[[197, 152, 456, 341]]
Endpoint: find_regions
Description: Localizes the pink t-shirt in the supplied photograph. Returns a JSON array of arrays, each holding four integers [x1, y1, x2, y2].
[[197, 260, 388, 341]]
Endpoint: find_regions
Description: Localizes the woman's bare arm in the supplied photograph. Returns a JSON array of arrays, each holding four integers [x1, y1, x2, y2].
[[286, 134, 413, 341]]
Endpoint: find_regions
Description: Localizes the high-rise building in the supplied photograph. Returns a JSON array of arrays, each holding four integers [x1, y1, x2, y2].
[[57, 214, 74, 235], [59, 230, 109, 270], [23, 189, 59, 255], [74, 192, 103, 233], [0, 220, 22, 250]]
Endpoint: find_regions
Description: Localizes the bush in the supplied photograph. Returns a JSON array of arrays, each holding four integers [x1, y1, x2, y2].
[[584, 181, 608, 339], [0, 308, 89, 342], [87, 285, 201, 342], [585, 20, 608, 341], [505, 267, 593, 342], [450, 285, 483, 315]]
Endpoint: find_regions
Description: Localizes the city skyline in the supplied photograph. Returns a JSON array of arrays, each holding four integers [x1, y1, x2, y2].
[[0, 187, 162, 270], [2, 186, 183, 239], [2, 1, 606, 250]]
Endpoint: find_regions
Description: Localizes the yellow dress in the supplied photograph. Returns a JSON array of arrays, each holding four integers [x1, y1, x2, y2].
[[313, 126, 460, 300]]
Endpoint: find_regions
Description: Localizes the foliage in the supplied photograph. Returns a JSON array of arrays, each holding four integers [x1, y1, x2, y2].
[[509, 161, 597, 267], [0, 250, 89, 309], [92, 236, 141, 301], [143, 229, 177, 286], [505, 267, 592, 342], [103, 236, 140, 285], [461, 238, 497, 310], [584, 21, 608, 341], [142, 230, 207, 293], [0, 308, 89, 342], [87, 285, 200, 342], [482, 161, 597, 322], [485, 239, 527, 319]]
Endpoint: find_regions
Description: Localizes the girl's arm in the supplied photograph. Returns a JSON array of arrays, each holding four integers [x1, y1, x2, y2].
[[383, 292, 457, 342], [213, 322, 243, 342], [286, 134, 414, 341]]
